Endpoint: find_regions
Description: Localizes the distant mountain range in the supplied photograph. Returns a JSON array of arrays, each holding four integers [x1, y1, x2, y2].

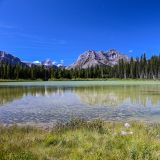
[[24, 59, 58, 68], [0, 49, 129, 69], [0, 51, 61, 68]]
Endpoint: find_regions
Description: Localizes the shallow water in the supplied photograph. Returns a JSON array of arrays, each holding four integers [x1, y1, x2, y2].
[[0, 81, 160, 125]]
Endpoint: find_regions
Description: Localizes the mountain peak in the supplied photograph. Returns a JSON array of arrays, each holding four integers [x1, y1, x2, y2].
[[68, 49, 129, 69], [0, 51, 23, 65], [41, 59, 53, 66]]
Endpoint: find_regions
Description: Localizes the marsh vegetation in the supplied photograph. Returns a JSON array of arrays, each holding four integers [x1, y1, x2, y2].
[[1, 119, 160, 160]]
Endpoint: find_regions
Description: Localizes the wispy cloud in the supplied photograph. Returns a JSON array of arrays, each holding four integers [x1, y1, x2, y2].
[[0, 24, 16, 29], [31, 38, 67, 47], [52, 61, 57, 65], [60, 60, 64, 64], [129, 50, 133, 53], [0, 22, 67, 48]]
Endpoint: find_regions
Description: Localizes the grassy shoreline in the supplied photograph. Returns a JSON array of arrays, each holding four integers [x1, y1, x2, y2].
[[0, 78, 160, 82], [1, 119, 160, 160]]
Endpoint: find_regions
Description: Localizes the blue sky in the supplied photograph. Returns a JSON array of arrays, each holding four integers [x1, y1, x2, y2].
[[0, 0, 160, 65]]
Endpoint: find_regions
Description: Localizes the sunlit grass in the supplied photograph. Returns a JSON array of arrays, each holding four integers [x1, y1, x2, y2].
[[1, 119, 160, 160]]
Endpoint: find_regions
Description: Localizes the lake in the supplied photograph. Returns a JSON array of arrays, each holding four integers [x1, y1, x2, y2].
[[0, 81, 160, 126]]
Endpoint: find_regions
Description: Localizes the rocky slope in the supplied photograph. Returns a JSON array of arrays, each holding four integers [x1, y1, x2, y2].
[[68, 49, 129, 69], [0, 49, 129, 69], [0, 51, 23, 65], [41, 59, 54, 67]]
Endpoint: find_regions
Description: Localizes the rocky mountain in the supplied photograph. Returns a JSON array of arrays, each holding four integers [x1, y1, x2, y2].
[[67, 49, 129, 69], [0, 49, 129, 69], [41, 59, 59, 68], [41, 59, 53, 67], [0, 51, 23, 65], [0, 51, 58, 68]]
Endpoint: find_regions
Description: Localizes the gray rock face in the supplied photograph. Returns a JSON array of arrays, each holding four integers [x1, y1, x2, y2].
[[68, 49, 129, 69], [41, 59, 53, 67], [0, 51, 23, 65], [41, 59, 58, 68]]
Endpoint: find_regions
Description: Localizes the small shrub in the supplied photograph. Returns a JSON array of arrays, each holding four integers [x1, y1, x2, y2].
[[130, 146, 139, 160], [44, 136, 59, 146]]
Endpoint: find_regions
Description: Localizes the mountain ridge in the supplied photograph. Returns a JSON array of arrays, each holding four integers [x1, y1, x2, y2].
[[0, 51, 24, 65], [67, 49, 129, 69], [0, 49, 129, 68]]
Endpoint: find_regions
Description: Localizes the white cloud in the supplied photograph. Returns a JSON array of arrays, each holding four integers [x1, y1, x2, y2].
[[52, 61, 57, 65], [129, 50, 133, 53], [33, 60, 41, 64], [60, 60, 64, 64]]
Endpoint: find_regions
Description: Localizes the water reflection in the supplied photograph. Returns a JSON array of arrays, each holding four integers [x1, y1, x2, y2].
[[0, 87, 71, 105], [74, 85, 160, 107], [0, 83, 160, 125], [0, 85, 160, 107]]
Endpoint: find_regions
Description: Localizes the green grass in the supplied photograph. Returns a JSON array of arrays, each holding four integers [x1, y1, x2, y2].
[[0, 78, 160, 82], [0, 79, 43, 82], [1, 119, 160, 160]]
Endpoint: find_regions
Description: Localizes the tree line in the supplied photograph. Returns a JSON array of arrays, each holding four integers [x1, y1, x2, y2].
[[0, 54, 160, 80]]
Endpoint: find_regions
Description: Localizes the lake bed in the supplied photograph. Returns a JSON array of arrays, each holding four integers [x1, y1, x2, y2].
[[0, 81, 160, 125]]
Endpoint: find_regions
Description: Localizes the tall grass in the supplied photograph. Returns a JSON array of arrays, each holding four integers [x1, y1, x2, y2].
[[0, 119, 160, 160]]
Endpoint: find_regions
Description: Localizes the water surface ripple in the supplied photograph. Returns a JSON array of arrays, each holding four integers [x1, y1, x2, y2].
[[0, 81, 160, 125]]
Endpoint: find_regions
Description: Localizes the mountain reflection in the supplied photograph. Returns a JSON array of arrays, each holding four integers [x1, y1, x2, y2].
[[0, 87, 69, 105], [0, 85, 160, 107], [74, 85, 160, 107]]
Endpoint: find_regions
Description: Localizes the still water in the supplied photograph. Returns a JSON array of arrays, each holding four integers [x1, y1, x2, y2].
[[0, 81, 160, 125]]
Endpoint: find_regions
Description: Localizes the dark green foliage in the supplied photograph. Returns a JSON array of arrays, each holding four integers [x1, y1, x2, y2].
[[54, 118, 106, 134], [0, 54, 160, 80]]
